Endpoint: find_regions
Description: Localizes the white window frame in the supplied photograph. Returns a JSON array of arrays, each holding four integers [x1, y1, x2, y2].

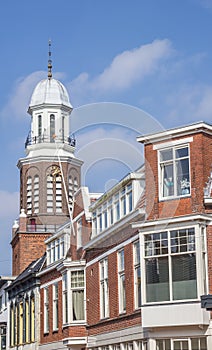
[[53, 283, 59, 331], [44, 287, 49, 333], [134, 240, 141, 309], [158, 144, 191, 200], [91, 182, 134, 236], [142, 224, 206, 305], [118, 249, 126, 313], [70, 270, 85, 322], [155, 337, 207, 350], [62, 273, 68, 324], [100, 258, 109, 319]]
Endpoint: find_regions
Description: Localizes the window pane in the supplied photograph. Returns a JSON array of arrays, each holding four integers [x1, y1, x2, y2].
[[173, 340, 188, 350], [176, 158, 190, 196], [190, 337, 207, 350], [160, 148, 173, 161], [175, 147, 188, 158], [172, 254, 197, 300], [146, 257, 169, 302], [163, 164, 174, 197], [73, 290, 84, 320]]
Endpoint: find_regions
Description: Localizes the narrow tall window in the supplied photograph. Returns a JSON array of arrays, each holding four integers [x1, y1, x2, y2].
[[27, 177, 32, 214], [10, 303, 14, 347], [33, 175, 39, 213], [44, 288, 49, 333], [25, 299, 29, 343], [71, 271, 85, 321], [68, 176, 74, 211], [63, 273, 68, 324], [100, 258, 109, 319], [47, 175, 53, 212], [74, 177, 78, 193], [50, 114, 55, 142], [121, 188, 126, 216], [53, 283, 59, 330], [126, 184, 133, 212], [77, 218, 82, 249], [160, 145, 190, 198], [30, 296, 35, 342], [115, 194, 120, 221], [118, 249, 126, 313], [134, 241, 141, 308], [38, 115, 42, 140], [19, 302, 23, 344], [55, 175, 62, 212]]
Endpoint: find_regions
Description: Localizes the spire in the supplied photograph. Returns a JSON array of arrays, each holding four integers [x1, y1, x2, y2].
[[48, 39, 52, 80]]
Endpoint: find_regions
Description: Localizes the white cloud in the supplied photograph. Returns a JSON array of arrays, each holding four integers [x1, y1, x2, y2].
[[0, 71, 65, 121], [69, 39, 173, 103], [94, 39, 172, 91]]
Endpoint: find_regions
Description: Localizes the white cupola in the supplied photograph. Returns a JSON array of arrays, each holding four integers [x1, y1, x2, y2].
[[25, 44, 75, 155]]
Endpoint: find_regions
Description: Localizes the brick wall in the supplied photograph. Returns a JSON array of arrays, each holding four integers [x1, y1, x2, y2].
[[40, 269, 87, 345], [86, 239, 141, 336], [11, 232, 50, 275], [145, 132, 212, 220]]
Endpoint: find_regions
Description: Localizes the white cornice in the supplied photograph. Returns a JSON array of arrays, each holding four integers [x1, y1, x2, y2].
[[57, 259, 86, 273], [132, 213, 212, 231], [17, 155, 83, 168], [137, 121, 212, 144]]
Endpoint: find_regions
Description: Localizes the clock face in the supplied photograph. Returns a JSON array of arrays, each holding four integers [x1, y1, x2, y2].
[[51, 165, 61, 177]]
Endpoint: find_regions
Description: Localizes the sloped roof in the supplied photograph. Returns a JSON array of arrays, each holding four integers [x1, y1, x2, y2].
[[8, 254, 46, 288]]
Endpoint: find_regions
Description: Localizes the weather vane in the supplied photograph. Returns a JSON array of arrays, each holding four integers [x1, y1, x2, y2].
[[48, 39, 52, 79]]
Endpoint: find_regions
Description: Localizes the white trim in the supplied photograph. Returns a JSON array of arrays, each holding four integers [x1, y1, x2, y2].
[[158, 142, 191, 200], [86, 234, 139, 267], [140, 222, 207, 305], [63, 337, 87, 346], [132, 214, 212, 230], [137, 121, 212, 144], [40, 276, 62, 289], [153, 136, 193, 150]]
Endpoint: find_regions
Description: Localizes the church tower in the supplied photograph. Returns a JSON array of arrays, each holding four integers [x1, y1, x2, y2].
[[11, 46, 83, 276]]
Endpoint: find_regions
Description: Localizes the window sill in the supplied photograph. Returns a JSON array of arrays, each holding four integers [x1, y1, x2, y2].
[[142, 299, 199, 307], [62, 321, 86, 328], [159, 194, 191, 202], [119, 310, 126, 315]]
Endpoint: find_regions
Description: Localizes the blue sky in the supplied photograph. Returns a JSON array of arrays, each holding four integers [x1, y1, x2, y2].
[[1, 0, 212, 275]]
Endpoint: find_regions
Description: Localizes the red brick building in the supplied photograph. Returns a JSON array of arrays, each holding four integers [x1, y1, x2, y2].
[[38, 187, 97, 350], [6, 61, 212, 350], [132, 122, 212, 349], [85, 166, 146, 350]]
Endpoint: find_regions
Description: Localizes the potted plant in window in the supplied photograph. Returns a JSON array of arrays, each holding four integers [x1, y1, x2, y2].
[[180, 178, 190, 195]]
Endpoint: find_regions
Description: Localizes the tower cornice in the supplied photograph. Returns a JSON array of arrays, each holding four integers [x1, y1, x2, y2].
[[17, 155, 83, 169]]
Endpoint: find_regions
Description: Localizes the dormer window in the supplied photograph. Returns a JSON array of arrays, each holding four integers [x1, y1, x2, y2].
[[91, 182, 134, 236], [159, 145, 190, 199], [47, 234, 68, 265]]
